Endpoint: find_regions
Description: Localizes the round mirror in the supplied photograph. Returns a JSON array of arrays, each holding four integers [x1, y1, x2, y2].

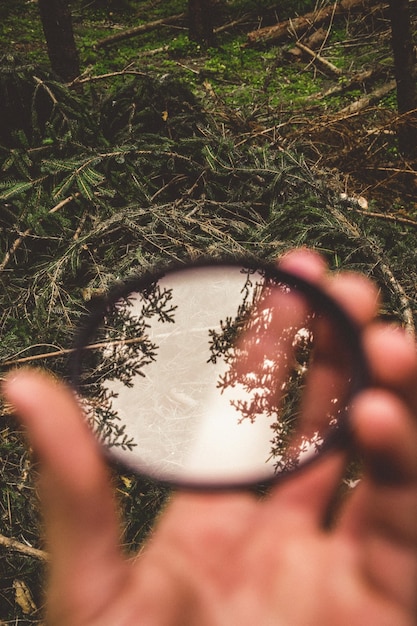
[[70, 259, 368, 488]]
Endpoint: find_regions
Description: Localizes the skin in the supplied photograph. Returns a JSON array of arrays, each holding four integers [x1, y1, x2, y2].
[[2, 249, 417, 626]]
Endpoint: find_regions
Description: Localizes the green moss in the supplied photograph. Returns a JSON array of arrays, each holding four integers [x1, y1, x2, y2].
[[0, 0, 397, 122]]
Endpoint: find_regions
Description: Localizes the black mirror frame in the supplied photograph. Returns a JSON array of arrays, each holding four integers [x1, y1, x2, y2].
[[69, 254, 369, 491]]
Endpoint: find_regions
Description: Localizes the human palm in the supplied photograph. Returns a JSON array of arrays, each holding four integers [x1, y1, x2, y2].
[[3, 250, 417, 626]]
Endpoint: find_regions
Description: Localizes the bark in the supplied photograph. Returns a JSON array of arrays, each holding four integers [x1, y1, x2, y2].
[[0, 534, 48, 561], [295, 41, 342, 77], [307, 68, 383, 100], [188, 0, 214, 46], [246, 0, 372, 47], [339, 80, 396, 115], [387, 0, 417, 156], [95, 13, 186, 49], [37, 0, 80, 82]]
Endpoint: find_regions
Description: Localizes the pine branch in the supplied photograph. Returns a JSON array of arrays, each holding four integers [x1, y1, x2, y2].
[[329, 205, 415, 334], [1, 337, 147, 367], [0, 193, 81, 272]]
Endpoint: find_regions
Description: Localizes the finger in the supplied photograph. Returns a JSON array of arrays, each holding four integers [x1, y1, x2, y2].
[[277, 258, 377, 459], [221, 252, 321, 470], [278, 248, 345, 438], [279, 252, 379, 435], [338, 388, 417, 609], [340, 325, 417, 520], [301, 273, 378, 434], [294, 311, 356, 440], [232, 276, 310, 401], [345, 389, 417, 513], [234, 247, 322, 377], [296, 273, 379, 433], [325, 272, 380, 327], [278, 247, 328, 283], [265, 251, 379, 524], [279, 248, 380, 327], [156, 491, 257, 559], [265, 452, 347, 529], [336, 325, 417, 609], [363, 323, 417, 410], [2, 369, 127, 619]]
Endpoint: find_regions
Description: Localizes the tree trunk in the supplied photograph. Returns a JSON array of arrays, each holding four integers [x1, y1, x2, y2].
[[38, 0, 80, 82], [188, 0, 214, 47], [388, 0, 417, 156]]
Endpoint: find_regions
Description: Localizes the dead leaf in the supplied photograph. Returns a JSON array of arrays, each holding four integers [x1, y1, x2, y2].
[[121, 475, 133, 489], [13, 579, 37, 614]]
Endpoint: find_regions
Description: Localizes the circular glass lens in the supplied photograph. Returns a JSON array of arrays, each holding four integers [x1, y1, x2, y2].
[[71, 261, 367, 488]]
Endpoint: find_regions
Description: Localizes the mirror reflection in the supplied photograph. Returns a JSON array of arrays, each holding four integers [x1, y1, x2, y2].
[[74, 263, 359, 487]]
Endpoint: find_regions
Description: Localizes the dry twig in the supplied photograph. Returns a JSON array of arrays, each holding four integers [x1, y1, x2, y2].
[[95, 12, 186, 49], [339, 80, 396, 115], [0, 534, 48, 561], [0, 194, 81, 272], [295, 41, 343, 77]]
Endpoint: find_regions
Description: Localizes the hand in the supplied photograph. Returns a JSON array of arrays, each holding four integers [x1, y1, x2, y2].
[[3, 249, 417, 626]]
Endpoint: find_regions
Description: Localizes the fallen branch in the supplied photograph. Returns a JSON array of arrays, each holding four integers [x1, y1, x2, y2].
[[33, 75, 58, 105], [95, 12, 186, 49], [348, 206, 417, 228], [91, 12, 253, 59], [137, 45, 170, 56], [295, 41, 342, 77], [246, 0, 373, 47], [363, 161, 417, 176], [0, 534, 48, 561], [0, 336, 147, 368], [68, 68, 149, 88], [306, 68, 381, 100], [0, 229, 31, 272], [329, 205, 415, 335], [214, 12, 252, 35], [339, 79, 396, 115]]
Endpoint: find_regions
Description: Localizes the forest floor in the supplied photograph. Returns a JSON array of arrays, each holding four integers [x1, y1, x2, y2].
[[2, 3, 417, 622], [2, 0, 417, 213]]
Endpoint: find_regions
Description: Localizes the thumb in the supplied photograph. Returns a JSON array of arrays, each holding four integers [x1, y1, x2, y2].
[[2, 368, 127, 621]]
